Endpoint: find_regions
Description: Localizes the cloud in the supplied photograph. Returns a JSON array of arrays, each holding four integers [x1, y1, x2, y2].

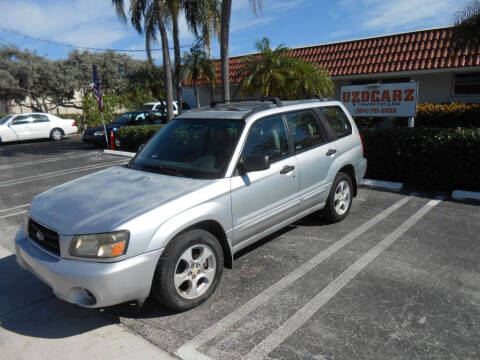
[[231, 17, 274, 32], [361, 0, 456, 30], [0, 0, 133, 49]]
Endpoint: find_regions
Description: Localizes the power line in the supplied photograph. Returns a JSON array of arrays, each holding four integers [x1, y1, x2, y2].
[[0, 26, 193, 52]]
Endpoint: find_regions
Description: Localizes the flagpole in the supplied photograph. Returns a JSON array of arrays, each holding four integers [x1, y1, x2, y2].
[[101, 111, 109, 147]]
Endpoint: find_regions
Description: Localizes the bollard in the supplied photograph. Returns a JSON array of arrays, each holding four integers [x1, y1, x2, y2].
[[110, 130, 115, 150]]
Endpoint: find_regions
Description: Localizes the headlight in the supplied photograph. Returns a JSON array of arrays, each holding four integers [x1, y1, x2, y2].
[[69, 230, 129, 258], [93, 131, 105, 136]]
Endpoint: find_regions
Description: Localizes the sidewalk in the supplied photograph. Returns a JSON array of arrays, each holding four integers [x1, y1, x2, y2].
[[0, 245, 175, 360]]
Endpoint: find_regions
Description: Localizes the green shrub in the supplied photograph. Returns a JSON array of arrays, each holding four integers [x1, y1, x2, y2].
[[116, 125, 163, 151], [356, 103, 480, 129], [361, 127, 480, 190], [416, 103, 480, 128]]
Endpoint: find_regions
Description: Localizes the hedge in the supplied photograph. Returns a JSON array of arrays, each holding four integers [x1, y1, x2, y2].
[[116, 125, 163, 151], [355, 103, 480, 129], [416, 103, 480, 128], [362, 127, 480, 190]]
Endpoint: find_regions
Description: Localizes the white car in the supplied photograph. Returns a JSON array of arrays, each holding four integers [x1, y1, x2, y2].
[[0, 113, 78, 143], [141, 101, 191, 116]]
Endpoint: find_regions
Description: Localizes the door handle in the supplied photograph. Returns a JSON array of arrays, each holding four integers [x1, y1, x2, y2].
[[326, 149, 337, 156], [280, 165, 295, 174]]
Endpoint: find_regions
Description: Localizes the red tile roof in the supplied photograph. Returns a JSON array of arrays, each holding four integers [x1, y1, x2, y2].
[[187, 27, 480, 86]]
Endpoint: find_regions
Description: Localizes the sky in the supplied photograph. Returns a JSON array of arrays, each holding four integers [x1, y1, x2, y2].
[[0, 0, 468, 62]]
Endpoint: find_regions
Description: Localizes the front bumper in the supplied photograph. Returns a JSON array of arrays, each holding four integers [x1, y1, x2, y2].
[[81, 135, 106, 145], [15, 230, 163, 308]]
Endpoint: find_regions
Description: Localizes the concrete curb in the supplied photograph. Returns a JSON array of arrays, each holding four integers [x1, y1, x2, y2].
[[359, 179, 403, 192], [452, 190, 480, 201], [103, 149, 136, 158]]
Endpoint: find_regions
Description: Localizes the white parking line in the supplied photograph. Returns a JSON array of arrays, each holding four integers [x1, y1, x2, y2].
[[243, 198, 442, 360], [175, 196, 411, 360], [0, 210, 28, 220], [0, 152, 99, 170], [0, 204, 30, 213], [0, 160, 126, 188]]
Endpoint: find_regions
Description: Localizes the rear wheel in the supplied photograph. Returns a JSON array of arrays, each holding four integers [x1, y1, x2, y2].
[[323, 172, 353, 223], [151, 229, 224, 312], [50, 128, 64, 141]]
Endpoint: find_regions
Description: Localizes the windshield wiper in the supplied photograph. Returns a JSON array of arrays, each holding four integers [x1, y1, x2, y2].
[[132, 163, 186, 177]]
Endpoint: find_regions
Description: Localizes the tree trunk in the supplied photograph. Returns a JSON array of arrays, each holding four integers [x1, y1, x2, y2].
[[172, 14, 183, 114], [194, 85, 200, 108], [158, 17, 174, 122], [220, 0, 232, 102]]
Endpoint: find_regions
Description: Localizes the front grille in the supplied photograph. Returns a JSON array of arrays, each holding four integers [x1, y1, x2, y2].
[[28, 219, 60, 256]]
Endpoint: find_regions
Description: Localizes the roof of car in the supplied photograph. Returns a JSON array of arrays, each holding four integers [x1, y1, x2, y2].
[[176, 98, 340, 121]]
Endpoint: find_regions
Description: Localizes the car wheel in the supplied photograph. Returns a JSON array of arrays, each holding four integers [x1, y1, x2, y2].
[[152, 229, 224, 312], [50, 128, 64, 141], [323, 172, 353, 223], [114, 137, 121, 149]]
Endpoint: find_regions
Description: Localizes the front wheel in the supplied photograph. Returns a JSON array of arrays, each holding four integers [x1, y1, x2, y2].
[[323, 172, 353, 223], [50, 128, 64, 141], [151, 229, 224, 312]]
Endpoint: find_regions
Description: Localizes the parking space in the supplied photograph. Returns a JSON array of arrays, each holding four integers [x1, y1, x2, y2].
[[0, 139, 479, 360]]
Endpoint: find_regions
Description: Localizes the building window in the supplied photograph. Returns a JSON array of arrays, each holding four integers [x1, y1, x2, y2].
[[454, 73, 480, 95]]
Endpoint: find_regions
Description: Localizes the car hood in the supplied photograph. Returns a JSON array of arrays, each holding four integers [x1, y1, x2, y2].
[[29, 166, 216, 235]]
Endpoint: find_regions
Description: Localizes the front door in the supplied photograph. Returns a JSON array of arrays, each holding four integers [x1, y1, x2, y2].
[[231, 114, 299, 247], [9, 115, 33, 140]]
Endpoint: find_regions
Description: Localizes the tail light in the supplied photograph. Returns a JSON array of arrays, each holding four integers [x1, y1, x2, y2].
[[359, 132, 365, 157], [72, 121, 76, 127]]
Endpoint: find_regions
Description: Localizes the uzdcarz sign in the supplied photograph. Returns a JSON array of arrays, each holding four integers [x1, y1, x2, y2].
[[341, 82, 418, 117]]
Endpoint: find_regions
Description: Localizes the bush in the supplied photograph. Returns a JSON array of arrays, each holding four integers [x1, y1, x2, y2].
[[361, 127, 480, 190], [116, 125, 163, 151], [416, 103, 480, 128], [355, 103, 480, 129]]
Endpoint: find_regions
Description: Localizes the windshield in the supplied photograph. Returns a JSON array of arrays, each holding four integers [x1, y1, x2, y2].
[[113, 113, 136, 125], [130, 118, 244, 179], [0, 115, 14, 125]]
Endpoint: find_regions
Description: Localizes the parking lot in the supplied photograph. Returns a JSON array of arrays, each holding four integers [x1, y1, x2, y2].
[[0, 137, 479, 360]]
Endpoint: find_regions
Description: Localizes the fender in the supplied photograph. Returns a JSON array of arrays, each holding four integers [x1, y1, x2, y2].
[[146, 199, 234, 254]]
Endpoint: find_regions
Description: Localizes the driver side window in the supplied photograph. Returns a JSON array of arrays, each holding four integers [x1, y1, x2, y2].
[[242, 115, 290, 163], [11, 115, 31, 125]]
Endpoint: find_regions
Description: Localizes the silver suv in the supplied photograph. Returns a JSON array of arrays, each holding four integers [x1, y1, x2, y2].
[[15, 98, 367, 311]]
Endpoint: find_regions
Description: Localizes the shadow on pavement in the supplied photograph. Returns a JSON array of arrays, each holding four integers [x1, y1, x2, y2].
[[0, 254, 115, 339]]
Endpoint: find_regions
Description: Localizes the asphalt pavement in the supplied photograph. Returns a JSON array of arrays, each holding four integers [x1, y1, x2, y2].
[[0, 136, 479, 360]]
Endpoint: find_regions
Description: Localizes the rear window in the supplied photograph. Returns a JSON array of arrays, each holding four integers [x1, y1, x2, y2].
[[319, 106, 352, 138]]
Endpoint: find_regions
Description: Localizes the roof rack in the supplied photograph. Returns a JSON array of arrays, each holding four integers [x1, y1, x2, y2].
[[210, 96, 283, 108]]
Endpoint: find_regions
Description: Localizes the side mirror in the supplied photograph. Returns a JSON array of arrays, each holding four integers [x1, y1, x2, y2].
[[239, 155, 270, 174]]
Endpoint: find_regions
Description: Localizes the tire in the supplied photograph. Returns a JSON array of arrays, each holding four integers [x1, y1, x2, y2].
[[114, 137, 121, 149], [152, 229, 224, 312], [323, 172, 353, 223], [50, 128, 64, 141]]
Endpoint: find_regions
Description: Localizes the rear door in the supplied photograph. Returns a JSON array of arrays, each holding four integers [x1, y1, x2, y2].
[[30, 114, 51, 139], [284, 109, 335, 211], [231, 115, 299, 246]]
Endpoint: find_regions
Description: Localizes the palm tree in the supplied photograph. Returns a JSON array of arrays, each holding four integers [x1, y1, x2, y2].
[[238, 37, 333, 99], [220, 0, 262, 102], [184, 0, 220, 101], [183, 41, 217, 107], [112, 0, 174, 121], [166, 0, 184, 114], [451, 1, 480, 52]]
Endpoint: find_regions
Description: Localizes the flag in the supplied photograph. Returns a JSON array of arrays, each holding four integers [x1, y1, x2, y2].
[[92, 65, 104, 112]]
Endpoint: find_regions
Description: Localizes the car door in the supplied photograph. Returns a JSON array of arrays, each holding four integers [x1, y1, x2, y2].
[[30, 114, 51, 139], [284, 109, 335, 211], [230, 114, 299, 246], [9, 115, 33, 140]]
